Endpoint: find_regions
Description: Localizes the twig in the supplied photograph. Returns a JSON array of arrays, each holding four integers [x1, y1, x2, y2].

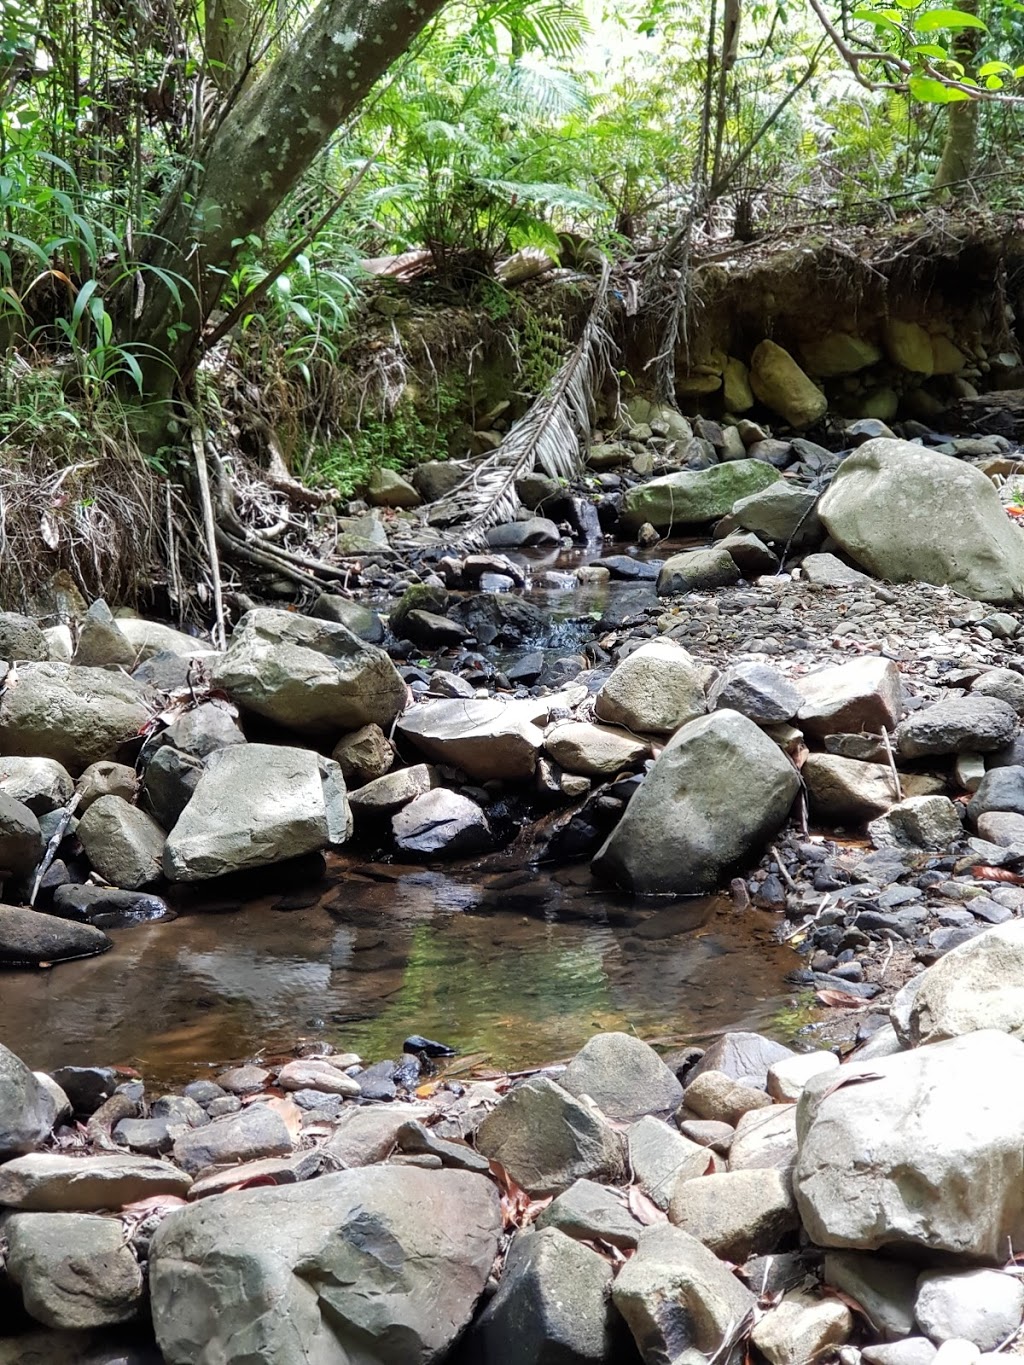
[[191, 424, 227, 650], [880, 727, 903, 802], [770, 845, 800, 894], [30, 793, 81, 906]]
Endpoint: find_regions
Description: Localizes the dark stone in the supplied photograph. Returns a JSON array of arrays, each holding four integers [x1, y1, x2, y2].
[[451, 594, 546, 647], [596, 556, 662, 581], [484, 518, 561, 549], [52, 884, 171, 927], [51, 1065, 121, 1115], [141, 745, 203, 830], [0, 793, 43, 879], [968, 765, 1024, 823], [0, 907, 111, 967], [402, 609, 470, 648], [507, 652, 545, 686], [352, 1060, 398, 1102]]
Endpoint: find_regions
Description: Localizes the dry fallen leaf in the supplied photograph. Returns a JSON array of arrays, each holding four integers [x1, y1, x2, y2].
[[627, 1185, 667, 1226], [973, 866, 1024, 884], [818, 1071, 885, 1102], [815, 988, 870, 1009]]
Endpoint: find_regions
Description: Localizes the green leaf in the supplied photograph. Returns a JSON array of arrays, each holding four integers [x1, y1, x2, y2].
[[913, 8, 988, 32], [985, 74, 1004, 87], [852, 9, 904, 30], [911, 41, 950, 56], [908, 73, 971, 99], [978, 60, 1012, 75]]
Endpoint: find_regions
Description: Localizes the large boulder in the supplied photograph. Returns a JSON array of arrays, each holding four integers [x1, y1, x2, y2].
[[0, 663, 151, 775], [793, 1030, 1024, 1261], [668, 1168, 798, 1261], [0, 906, 111, 966], [149, 1167, 501, 1365], [817, 439, 1024, 603], [656, 546, 741, 595], [731, 483, 823, 547], [796, 657, 904, 740], [2, 1211, 144, 1329], [544, 721, 648, 777], [559, 1032, 683, 1121], [71, 600, 135, 669], [0, 1044, 56, 1159], [594, 641, 708, 736], [592, 710, 800, 895], [0, 757, 74, 815], [0, 793, 43, 878], [391, 788, 492, 858], [396, 697, 545, 781], [163, 744, 350, 881], [212, 607, 406, 735], [750, 340, 828, 428], [621, 460, 779, 531], [117, 616, 212, 661], [896, 696, 1018, 758]]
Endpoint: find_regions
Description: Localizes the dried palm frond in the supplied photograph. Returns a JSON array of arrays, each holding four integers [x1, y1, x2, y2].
[[406, 260, 617, 547]]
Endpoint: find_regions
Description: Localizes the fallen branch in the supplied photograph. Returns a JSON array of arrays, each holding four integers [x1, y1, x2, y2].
[[30, 792, 81, 907]]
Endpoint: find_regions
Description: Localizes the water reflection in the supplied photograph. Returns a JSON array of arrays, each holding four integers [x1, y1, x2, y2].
[[0, 858, 798, 1086]]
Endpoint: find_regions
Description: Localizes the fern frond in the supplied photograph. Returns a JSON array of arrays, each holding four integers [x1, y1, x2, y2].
[[408, 261, 616, 546]]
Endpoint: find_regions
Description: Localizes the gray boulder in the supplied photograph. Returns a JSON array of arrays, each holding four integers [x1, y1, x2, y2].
[[141, 745, 203, 830], [311, 594, 385, 644], [536, 1178, 642, 1249], [794, 1029, 1024, 1261], [708, 663, 803, 724], [902, 919, 1024, 1046], [688, 1032, 794, 1089], [796, 657, 904, 740], [212, 607, 406, 735], [818, 438, 1024, 603], [972, 668, 1024, 713], [656, 546, 740, 595], [0, 663, 150, 775], [2, 1211, 143, 1328], [75, 760, 138, 811], [868, 796, 962, 851], [0, 613, 49, 661], [396, 697, 544, 781], [71, 600, 134, 669], [593, 710, 799, 895], [172, 1103, 294, 1175], [897, 696, 1018, 757], [622, 460, 779, 530], [475, 1075, 625, 1197], [117, 616, 212, 661], [486, 517, 561, 548], [0, 793, 43, 878], [915, 1269, 1024, 1351], [0, 757, 74, 815], [967, 765, 1024, 823], [158, 702, 246, 760], [732, 483, 822, 548], [350, 764, 437, 818], [163, 744, 350, 880], [612, 1223, 756, 1365], [76, 796, 165, 889], [559, 1032, 683, 1121], [824, 1252, 917, 1341], [0, 1152, 192, 1210], [0, 905, 111, 965], [804, 754, 900, 823], [750, 1291, 852, 1365], [628, 1117, 713, 1210], [391, 788, 492, 858], [149, 1167, 500, 1365], [594, 641, 707, 736], [466, 1226, 628, 1363], [668, 1168, 798, 1261], [728, 1104, 799, 1172], [0, 1044, 56, 1159], [330, 723, 394, 785]]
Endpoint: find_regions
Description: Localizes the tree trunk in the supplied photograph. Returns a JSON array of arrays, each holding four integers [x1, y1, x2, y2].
[[205, 0, 257, 98], [117, 0, 447, 401], [931, 0, 980, 197]]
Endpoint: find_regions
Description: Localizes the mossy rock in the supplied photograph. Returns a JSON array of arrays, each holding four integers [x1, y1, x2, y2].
[[622, 460, 780, 531]]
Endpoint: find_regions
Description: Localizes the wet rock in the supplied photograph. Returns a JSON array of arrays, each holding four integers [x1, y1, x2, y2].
[[215, 1064, 270, 1094], [688, 1031, 793, 1089], [915, 1269, 1024, 1351], [171, 1103, 294, 1175], [397, 697, 544, 781], [0, 905, 111, 966], [794, 1030, 1024, 1260], [656, 546, 741, 594], [536, 1178, 641, 1248], [0, 663, 150, 775], [140, 745, 202, 830], [349, 763, 438, 818], [668, 1167, 798, 1260], [212, 606, 406, 734], [767, 1051, 838, 1103], [72, 600, 134, 669], [158, 702, 246, 760], [0, 613, 49, 661], [149, 1167, 500, 1365], [466, 1226, 627, 1364], [275, 1059, 361, 1097], [560, 1032, 683, 1121], [824, 1252, 918, 1341], [683, 1069, 773, 1126], [330, 723, 394, 785], [597, 555, 661, 581], [594, 640, 707, 736], [402, 609, 471, 647], [0, 1153, 192, 1210], [2, 1211, 144, 1328], [820, 439, 1024, 603], [622, 459, 780, 530], [76, 795, 165, 889], [50, 1067, 119, 1115], [0, 1045, 56, 1159], [868, 795, 962, 851], [708, 663, 803, 724], [804, 754, 901, 823], [0, 793, 43, 878], [728, 1104, 799, 1172], [485, 517, 561, 548], [750, 1291, 853, 1365], [750, 340, 828, 428], [52, 884, 169, 926], [0, 758, 74, 815], [164, 743, 350, 880], [593, 710, 799, 895], [544, 721, 647, 778], [897, 697, 1018, 758], [628, 1116, 714, 1209], [476, 1075, 625, 1197], [796, 657, 904, 740], [732, 483, 823, 547], [612, 1223, 756, 1365], [392, 787, 493, 857]]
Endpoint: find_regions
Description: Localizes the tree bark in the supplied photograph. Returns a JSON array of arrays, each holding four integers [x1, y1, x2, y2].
[[117, 0, 447, 400], [931, 0, 980, 197]]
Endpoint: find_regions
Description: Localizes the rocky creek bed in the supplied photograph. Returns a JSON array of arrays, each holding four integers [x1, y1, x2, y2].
[[8, 407, 1024, 1359]]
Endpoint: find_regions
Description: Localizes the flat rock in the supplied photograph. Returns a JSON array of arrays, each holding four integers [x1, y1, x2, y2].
[[396, 697, 544, 781], [536, 1178, 641, 1249], [171, 1104, 293, 1175], [868, 795, 962, 851], [656, 546, 741, 595], [683, 1070, 773, 1125], [767, 1051, 838, 1103], [801, 552, 874, 587], [628, 1115, 714, 1211], [728, 1104, 799, 1172], [0, 905, 111, 966], [915, 1269, 1024, 1351], [349, 763, 437, 817], [897, 696, 1018, 758], [622, 459, 780, 531], [0, 663, 151, 776], [275, 1059, 361, 1096], [668, 1167, 798, 1261], [0, 1152, 191, 1210], [804, 753, 901, 823], [544, 721, 647, 777]]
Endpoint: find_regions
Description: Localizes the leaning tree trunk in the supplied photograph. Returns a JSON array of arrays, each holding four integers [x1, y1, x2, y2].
[[116, 0, 448, 403]]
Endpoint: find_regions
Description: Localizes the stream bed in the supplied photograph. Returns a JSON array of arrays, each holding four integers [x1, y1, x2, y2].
[[1, 857, 798, 1086]]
